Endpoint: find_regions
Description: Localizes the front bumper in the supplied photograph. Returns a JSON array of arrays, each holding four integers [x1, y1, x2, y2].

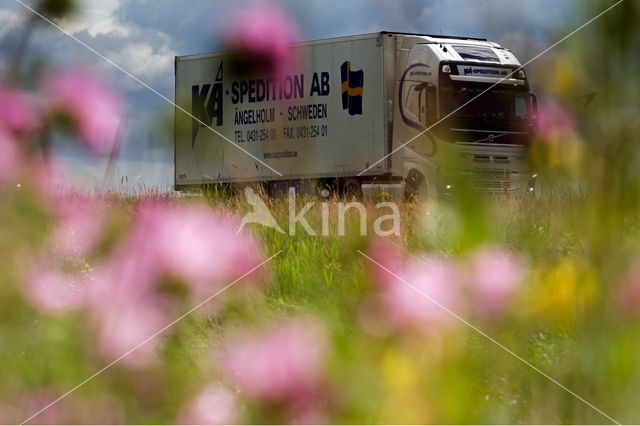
[[440, 170, 537, 195]]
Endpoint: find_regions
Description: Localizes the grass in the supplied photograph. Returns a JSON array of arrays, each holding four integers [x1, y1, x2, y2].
[[2, 180, 639, 423], [190, 185, 634, 423]]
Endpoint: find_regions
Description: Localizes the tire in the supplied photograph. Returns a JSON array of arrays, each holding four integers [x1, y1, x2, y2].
[[404, 171, 427, 202], [342, 178, 362, 199]]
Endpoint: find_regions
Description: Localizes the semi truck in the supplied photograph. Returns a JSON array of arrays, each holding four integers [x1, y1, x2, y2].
[[174, 31, 537, 198]]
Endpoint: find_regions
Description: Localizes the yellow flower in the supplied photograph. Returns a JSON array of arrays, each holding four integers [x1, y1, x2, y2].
[[380, 348, 419, 390], [536, 54, 583, 99], [379, 348, 430, 423], [529, 258, 599, 323]]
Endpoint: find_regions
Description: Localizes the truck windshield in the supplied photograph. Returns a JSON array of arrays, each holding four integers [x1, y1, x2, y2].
[[437, 83, 534, 144], [441, 85, 530, 123]]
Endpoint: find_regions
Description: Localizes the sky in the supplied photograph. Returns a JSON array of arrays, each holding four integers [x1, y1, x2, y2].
[[0, 0, 579, 191]]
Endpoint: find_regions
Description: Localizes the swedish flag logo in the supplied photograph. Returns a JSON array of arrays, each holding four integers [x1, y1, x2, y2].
[[341, 61, 364, 115]]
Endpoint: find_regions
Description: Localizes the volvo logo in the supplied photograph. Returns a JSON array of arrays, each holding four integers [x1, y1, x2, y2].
[[488, 134, 496, 143]]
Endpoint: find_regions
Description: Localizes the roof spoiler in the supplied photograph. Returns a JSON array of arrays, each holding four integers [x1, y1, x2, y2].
[[380, 31, 487, 42]]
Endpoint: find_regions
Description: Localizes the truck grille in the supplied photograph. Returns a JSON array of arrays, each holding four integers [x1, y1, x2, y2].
[[465, 170, 523, 193], [473, 180, 521, 192], [472, 154, 511, 165]]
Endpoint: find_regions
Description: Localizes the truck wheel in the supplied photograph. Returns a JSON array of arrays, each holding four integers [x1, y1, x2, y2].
[[405, 171, 426, 202], [342, 178, 362, 199]]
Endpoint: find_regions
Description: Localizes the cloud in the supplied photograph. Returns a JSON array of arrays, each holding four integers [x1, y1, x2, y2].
[[0, 8, 20, 36], [115, 0, 219, 55], [108, 41, 175, 90], [87, 17, 130, 38]]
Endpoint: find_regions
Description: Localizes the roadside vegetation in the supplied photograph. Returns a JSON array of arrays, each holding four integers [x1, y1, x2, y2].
[[0, 0, 638, 423]]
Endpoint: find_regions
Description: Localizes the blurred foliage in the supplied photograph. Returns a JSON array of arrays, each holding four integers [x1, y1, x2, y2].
[[1, 0, 639, 424], [35, 0, 76, 18]]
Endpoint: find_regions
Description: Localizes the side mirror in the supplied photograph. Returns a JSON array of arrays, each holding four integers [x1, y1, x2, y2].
[[427, 86, 437, 124], [414, 83, 429, 92]]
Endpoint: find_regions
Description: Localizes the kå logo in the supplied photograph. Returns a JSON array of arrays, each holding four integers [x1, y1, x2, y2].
[[191, 62, 224, 146], [340, 61, 364, 115]]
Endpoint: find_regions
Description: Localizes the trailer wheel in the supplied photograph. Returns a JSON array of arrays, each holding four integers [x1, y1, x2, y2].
[[405, 171, 426, 202], [342, 178, 362, 199]]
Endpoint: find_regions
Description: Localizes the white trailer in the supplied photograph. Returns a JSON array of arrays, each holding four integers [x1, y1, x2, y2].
[[175, 32, 537, 197]]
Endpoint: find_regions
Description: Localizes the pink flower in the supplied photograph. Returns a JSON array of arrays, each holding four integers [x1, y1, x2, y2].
[[21, 199, 266, 369], [382, 257, 460, 330], [535, 99, 577, 143], [23, 261, 84, 315], [366, 238, 405, 288], [83, 247, 171, 368], [43, 69, 124, 154], [93, 295, 171, 368], [615, 261, 640, 318], [0, 129, 23, 182], [178, 384, 239, 425], [79, 201, 264, 368], [0, 390, 65, 425], [0, 390, 125, 424], [50, 195, 109, 259], [31, 158, 71, 200], [0, 85, 41, 135], [220, 1, 300, 80], [221, 318, 327, 404], [72, 394, 126, 425], [463, 246, 527, 319], [364, 240, 462, 334], [132, 202, 264, 298]]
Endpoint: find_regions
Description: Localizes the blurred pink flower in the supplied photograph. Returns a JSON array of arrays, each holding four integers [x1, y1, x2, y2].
[[615, 261, 640, 317], [23, 261, 84, 315], [220, 1, 300, 80], [0, 390, 125, 424], [178, 384, 239, 425], [20, 198, 266, 368], [72, 394, 126, 425], [31, 158, 71, 200], [383, 257, 460, 330], [367, 238, 405, 288], [83, 245, 170, 368], [463, 246, 527, 319], [366, 240, 462, 333], [535, 99, 577, 143], [132, 202, 264, 298], [43, 69, 124, 154], [50, 195, 109, 259], [93, 295, 170, 368], [221, 318, 327, 404], [0, 390, 65, 424], [0, 85, 41, 135], [0, 129, 23, 181], [79, 201, 263, 368]]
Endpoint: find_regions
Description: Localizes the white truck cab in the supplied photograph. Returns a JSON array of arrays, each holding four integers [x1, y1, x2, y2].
[[378, 32, 537, 199]]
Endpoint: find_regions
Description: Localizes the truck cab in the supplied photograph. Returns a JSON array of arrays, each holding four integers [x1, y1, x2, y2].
[[382, 32, 537, 198]]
